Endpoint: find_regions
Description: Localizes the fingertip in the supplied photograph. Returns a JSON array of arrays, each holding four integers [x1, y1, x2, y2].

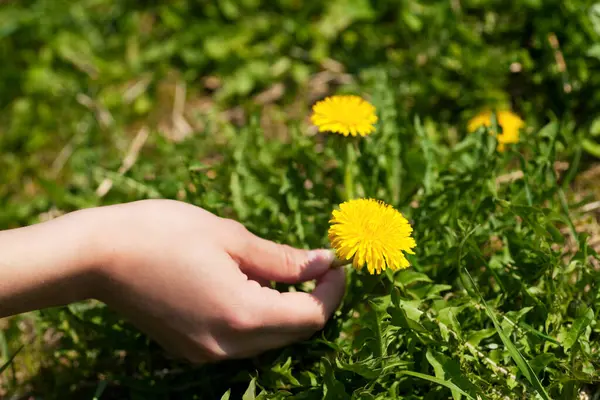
[[262, 267, 346, 332], [312, 267, 346, 317], [302, 248, 336, 277], [307, 249, 336, 265]]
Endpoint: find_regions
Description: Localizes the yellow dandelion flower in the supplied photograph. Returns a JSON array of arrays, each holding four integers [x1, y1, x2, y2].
[[311, 95, 378, 137], [328, 198, 416, 275], [467, 110, 525, 152]]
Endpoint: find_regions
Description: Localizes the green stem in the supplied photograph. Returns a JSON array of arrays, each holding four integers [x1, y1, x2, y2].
[[344, 141, 356, 200]]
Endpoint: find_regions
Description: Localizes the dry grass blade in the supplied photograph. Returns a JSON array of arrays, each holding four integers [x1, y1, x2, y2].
[[96, 127, 150, 198]]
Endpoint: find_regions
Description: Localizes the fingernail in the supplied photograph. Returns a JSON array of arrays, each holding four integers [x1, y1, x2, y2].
[[307, 249, 336, 265]]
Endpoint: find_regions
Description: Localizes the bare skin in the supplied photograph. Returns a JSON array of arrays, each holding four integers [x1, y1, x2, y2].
[[0, 200, 345, 363]]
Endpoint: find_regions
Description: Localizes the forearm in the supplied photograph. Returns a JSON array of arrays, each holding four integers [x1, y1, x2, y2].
[[0, 210, 99, 318]]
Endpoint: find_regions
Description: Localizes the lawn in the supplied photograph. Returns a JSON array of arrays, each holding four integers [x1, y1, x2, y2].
[[2, 1, 600, 399]]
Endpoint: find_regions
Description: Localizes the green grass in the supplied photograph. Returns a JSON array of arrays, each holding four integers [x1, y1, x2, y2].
[[2, 1, 600, 399]]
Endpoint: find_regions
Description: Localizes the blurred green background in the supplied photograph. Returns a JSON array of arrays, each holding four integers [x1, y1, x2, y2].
[[2, 0, 600, 399], [2, 0, 600, 227]]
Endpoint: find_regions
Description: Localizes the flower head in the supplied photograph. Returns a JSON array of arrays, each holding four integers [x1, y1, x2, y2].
[[467, 110, 525, 152], [311, 95, 377, 137], [328, 199, 416, 274]]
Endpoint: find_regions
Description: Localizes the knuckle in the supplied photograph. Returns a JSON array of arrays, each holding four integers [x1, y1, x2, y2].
[[194, 336, 228, 362], [223, 219, 248, 235], [223, 309, 258, 332], [304, 299, 327, 331], [279, 245, 301, 279]]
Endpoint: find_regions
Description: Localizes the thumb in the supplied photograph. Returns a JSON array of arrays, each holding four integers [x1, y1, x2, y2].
[[230, 229, 335, 283]]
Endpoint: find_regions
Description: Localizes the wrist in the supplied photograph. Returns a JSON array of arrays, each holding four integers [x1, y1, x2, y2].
[[76, 203, 141, 303], [0, 208, 104, 317], [66, 207, 112, 300]]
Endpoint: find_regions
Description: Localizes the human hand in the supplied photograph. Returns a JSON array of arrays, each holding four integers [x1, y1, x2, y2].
[[89, 200, 345, 363]]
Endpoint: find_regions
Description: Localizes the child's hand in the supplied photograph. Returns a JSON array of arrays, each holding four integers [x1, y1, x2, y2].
[[89, 200, 345, 363]]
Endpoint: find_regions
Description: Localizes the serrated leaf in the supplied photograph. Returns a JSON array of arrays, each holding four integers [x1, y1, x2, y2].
[[396, 269, 433, 286], [425, 350, 485, 400], [399, 299, 423, 321], [271, 356, 301, 386], [366, 300, 387, 358], [242, 378, 256, 400], [220, 389, 231, 400], [400, 371, 474, 399], [563, 307, 594, 352], [380, 358, 412, 374], [388, 306, 428, 333], [438, 306, 462, 337], [425, 349, 445, 382], [426, 284, 453, 298], [408, 283, 452, 299], [466, 328, 497, 347], [323, 359, 347, 399], [529, 353, 557, 375], [502, 307, 534, 333], [335, 357, 381, 379]]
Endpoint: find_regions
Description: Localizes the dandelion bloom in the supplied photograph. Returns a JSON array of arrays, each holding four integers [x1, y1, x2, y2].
[[311, 95, 377, 137], [328, 199, 416, 274], [467, 110, 525, 152]]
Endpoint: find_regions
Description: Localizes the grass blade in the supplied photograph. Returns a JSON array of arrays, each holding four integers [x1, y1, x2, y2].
[[0, 345, 23, 375], [401, 370, 474, 399], [462, 269, 550, 400], [414, 115, 436, 194], [92, 380, 108, 400]]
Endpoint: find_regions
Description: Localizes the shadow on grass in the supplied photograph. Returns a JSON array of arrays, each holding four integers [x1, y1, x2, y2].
[[2, 305, 340, 399]]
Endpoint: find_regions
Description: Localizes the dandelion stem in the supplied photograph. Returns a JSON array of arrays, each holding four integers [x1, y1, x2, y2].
[[344, 141, 356, 200], [331, 257, 352, 269]]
